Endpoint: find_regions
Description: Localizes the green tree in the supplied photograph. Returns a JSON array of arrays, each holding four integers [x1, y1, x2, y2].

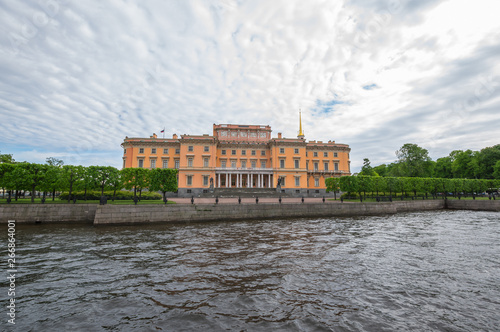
[[339, 176, 359, 197], [121, 168, 150, 199], [373, 164, 388, 177], [395, 143, 433, 177], [149, 168, 179, 201], [451, 150, 479, 178], [46, 157, 64, 166], [39, 165, 63, 200], [0, 163, 15, 198], [60, 165, 82, 202], [89, 166, 118, 197], [493, 160, 500, 180], [359, 158, 378, 176], [357, 175, 373, 199], [476, 145, 500, 179], [0, 152, 15, 164], [13, 163, 48, 203], [434, 157, 453, 178], [407, 177, 424, 196], [108, 168, 123, 201]]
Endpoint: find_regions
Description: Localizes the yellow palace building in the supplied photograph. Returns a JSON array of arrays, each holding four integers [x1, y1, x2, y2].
[[121, 115, 351, 197]]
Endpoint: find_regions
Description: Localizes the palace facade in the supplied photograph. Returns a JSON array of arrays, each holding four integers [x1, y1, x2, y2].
[[121, 119, 350, 196]]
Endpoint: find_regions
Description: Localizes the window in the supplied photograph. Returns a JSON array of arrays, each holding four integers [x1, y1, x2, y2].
[[306, 152, 308, 157], [139, 148, 144, 154], [334, 163, 339, 171], [204, 146, 209, 152], [324, 162, 329, 171], [314, 162, 318, 171], [187, 175, 192, 186], [295, 177, 300, 187], [294, 160, 299, 169], [122, 160, 126, 168], [251, 150, 256, 156], [138, 159, 144, 168], [221, 150, 226, 155], [221, 160, 226, 168], [124, 149, 127, 154], [241, 150, 246, 155], [203, 176, 209, 186], [175, 148, 180, 154], [280, 177, 286, 186], [188, 158, 193, 167], [232, 150, 236, 155], [152, 148, 156, 154], [261, 150, 265, 156], [280, 159, 285, 168], [163, 148, 168, 154], [151, 159, 156, 169], [313, 152, 318, 157], [188, 146, 193, 152], [204, 158, 209, 167], [334, 152, 338, 157], [315, 178, 319, 187], [163, 160, 168, 168], [324, 152, 328, 157], [174, 160, 179, 169], [241, 160, 246, 168], [231, 160, 236, 168], [261, 161, 266, 168], [294, 148, 299, 154], [280, 148, 285, 154], [251, 160, 256, 168]]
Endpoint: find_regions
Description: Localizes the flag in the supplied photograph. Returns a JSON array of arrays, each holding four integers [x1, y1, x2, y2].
[[160, 129, 165, 133]]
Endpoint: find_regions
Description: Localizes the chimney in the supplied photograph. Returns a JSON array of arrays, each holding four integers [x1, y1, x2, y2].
[[173, 133, 178, 139], [278, 132, 282, 138], [152, 133, 157, 139]]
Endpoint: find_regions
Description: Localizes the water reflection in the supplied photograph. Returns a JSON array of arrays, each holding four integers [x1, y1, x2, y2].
[[4, 210, 500, 331]]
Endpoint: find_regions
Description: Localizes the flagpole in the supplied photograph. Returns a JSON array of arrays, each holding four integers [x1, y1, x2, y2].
[[162, 127, 165, 139]]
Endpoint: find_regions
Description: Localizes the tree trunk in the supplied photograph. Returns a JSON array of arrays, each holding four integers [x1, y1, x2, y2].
[[113, 188, 117, 201], [52, 188, 56, 201], [31, 184, 36, 203]]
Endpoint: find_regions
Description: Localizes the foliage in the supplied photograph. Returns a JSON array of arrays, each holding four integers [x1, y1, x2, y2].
[[149, 168, 179, 199], [395, 143, 433, 177], [59, 190, 162, 201], [359, 158, 378, 176]]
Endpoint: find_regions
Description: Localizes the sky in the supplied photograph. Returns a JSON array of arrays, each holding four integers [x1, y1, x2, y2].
[[1, 0, 499, 172]]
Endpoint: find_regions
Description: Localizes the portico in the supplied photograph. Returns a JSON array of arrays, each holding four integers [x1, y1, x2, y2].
[[216, 168, 273, 188]]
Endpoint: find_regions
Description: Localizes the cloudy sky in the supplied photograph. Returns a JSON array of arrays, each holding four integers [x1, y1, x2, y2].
[[1, 0, 499, 171]]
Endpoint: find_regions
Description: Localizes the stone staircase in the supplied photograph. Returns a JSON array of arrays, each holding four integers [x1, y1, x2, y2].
[[201, 187, 290, 198]]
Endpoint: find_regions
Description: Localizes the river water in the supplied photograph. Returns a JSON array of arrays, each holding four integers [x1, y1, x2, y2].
[[3, 210, 500, 331]]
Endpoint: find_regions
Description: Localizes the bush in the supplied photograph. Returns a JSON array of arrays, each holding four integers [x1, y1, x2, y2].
[[59, 190, 162, 200], [340, 192, 359, 199]]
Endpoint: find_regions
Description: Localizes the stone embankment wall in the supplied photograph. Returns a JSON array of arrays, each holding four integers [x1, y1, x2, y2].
[[446, 199, 500, 211], [2, 200, 499, 225], [0, 204, 98, 224], [93, 200, 445, 225]]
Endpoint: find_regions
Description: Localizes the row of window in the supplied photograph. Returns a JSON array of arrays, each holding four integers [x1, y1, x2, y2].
[[132, 147, 341, 159], [278, 148, 339, 158], [221, 149, 266, 156], [221, 160, 266, 168], [136, 159, 180, 169]]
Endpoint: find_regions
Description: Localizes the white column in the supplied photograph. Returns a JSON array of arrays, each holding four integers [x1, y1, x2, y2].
[[268, 174, 271, 188], [226, 173, 229, 188], [247, 174, 250, 188], [250, 174, 253, 188], [258, 174, 261, 188], [238, 174, 241, 188], [218, 174, 220, 188]]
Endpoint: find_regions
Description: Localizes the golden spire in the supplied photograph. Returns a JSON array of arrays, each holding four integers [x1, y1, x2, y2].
[[298, 110, 305, 138]]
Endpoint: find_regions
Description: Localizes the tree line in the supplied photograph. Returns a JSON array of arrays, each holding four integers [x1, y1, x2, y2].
[[326, 176, 500, 199], [0, 157, 178, 203], [360, 143, 500, 179]]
